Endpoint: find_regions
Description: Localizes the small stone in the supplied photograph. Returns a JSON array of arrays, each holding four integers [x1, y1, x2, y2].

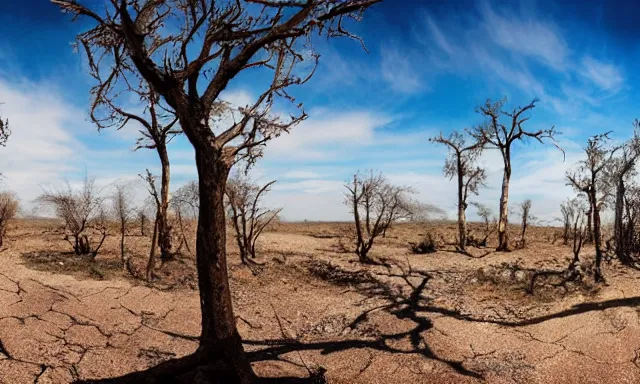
[[420, 361, 434, 372]]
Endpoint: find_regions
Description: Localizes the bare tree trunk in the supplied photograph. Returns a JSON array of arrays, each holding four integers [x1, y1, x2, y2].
[[194, 149, 255, 383], [497, 162, 511, 251], [591, 190, 604, 282], [586, 207, 593, 243], [457, 164, 466, 251], [140, 213, 146, 236], [520, 214, 528, 247], [147, 215, 159, 282], [614, 177, 627, 261], [120, 221, 127, 270], [157, 143, 173, 262]]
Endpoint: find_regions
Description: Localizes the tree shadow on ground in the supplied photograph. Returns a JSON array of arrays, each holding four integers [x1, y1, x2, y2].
[[75, 260, 640, 384]]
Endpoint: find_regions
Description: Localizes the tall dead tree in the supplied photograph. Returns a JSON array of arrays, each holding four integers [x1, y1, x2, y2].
[[567, 133, 619, 282], [345, 171, 415, 263], [53, 1, 380, 381], [225, 175, 280, 264], [430, 130, 486, 251], [472, 98, 561, 251], [78, 45, 179, 262], [131, 96, 179, 263], [619, 184, 640, 262], [140, 170, 162, 282], [607, 122, 640, 262], [0, 192, 18, 248]]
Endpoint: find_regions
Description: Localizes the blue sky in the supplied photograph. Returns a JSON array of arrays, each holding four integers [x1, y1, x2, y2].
[[0, 0, 639, 222]]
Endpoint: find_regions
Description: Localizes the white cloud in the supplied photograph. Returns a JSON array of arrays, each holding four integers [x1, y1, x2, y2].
[[0, 78, 86, 204], [282, 170, 323, 179], [579, 56, 624, 92], [380, 45, 424, 94], [479, 1, 568, 70], [265, 109, 391, 160], [273, 179, 343, 194]]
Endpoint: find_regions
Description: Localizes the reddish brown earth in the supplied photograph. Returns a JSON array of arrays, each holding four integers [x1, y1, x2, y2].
[[2, 220, 640, 383]]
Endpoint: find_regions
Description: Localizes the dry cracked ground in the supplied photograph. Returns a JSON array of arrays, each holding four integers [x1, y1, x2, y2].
[[2, 220, 640, 383]]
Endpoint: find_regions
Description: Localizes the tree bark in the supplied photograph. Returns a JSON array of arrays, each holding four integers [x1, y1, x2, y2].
[[497, 161, 511, 251], [520, 214, 528, 248], [120, 221, 126, 270], [585, 207, 593, 243], [614, 177, 627, 261], [147, 214, 159, 282], [140, 213, 146, 236], [590, 189, 604, 282], [157, 142, 173, 262], [194, 147, 255, 383], [457, 157, 466, 251]]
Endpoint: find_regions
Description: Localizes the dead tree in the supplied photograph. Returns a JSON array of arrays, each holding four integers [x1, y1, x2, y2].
[[130, 96, 179, 262], [140, 170, 163, 282], [567, 132, 619, 282], [171, 181, 199, 256], [472, 98, 561, 251], [0, 191, 18, 248], [620, 185, 640, 262], [54, 1, 379, 380], [37, 176, 108, 257], [608, 122, 640, 262], [430, 130, 486, 251], [137, 209, 147, 236], [0, 109, 9, 148], [225, 175, 281, 264], [560, 197, 582, 246], [516, 199, 534, 248], [528, 207, 586, 294], [0, 107, 9, 178], [381, 185, 418, 237], [112, 183, 134, 272], [81, 55, 179, 262], [345, 171, 414, 263]]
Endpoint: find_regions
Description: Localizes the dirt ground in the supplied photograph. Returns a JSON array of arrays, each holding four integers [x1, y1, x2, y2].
[[2, 219, 640, 383]]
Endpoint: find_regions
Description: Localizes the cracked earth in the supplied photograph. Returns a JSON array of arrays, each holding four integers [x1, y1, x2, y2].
[[3, 221, 640, 383]]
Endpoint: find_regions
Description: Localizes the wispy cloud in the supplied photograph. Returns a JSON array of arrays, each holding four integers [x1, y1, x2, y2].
[[579, 56, 624, 92], [478, 1, 569, 70], [380, 45, 424, 94], [265, 109, 391, 160]]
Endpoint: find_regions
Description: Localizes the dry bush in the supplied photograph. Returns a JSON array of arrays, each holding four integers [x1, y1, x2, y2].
[[345, 171, 418, 263], [409, 233, 438, 254], [36, 177, 108, 257], [111, 183, 134, 273], [172, 181, 199, 256], [0, 191, 18, 247], [515, 199, 534, 249], [467, 202, 496, 247], [226, 174, 281, 264]]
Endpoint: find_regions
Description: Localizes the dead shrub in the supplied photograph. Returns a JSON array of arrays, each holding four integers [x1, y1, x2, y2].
[[409, 233, 438, 254], [0, 191, 19, 247], [36, 176, 108, 257]]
